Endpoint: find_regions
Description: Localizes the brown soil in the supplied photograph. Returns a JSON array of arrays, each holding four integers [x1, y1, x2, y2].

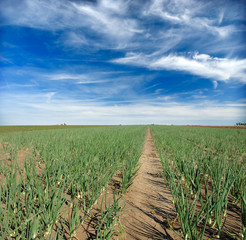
[[59, 127, 243, 239], [73, 128, 179, 239], [114, 128, 242, 240], [1, 128, 243, 239], [115, 128, 179, 240], [185, 125, 246, 129]]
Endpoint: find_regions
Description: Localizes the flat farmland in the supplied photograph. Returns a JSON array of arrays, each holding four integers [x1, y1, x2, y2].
[[151, 125, 246, 240], [0, 125, 110, 134], [0, 125, 245, 239]]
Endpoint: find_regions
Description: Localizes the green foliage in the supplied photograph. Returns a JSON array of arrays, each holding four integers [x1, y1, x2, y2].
[[96, 192, 124, 240], [0, 125, 106, 134], [151, 125, 246, 239], [0, 125, 146, 239]]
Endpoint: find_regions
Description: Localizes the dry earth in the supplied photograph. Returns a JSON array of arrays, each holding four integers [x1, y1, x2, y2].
[[116, 128, 179, 240], [114, 128, 242, 240], [1, 127, 243, 239], [77, 128, 180, 240], [185, 125, 246, 129]]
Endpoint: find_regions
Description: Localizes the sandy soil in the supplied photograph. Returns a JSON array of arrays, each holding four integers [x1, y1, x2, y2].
[[185, 125, 246, 129], [115, 128, 242, 240], [116, 128, 179, 240], [1, 128, 242, 239]]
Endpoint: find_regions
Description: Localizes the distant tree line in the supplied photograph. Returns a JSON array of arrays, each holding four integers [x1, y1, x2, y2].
[[236, 122, 246, 126]]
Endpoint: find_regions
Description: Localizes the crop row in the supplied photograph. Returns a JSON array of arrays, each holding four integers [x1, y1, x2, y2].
[[151, 125, 246, 239], [0, 126, 146, 239]]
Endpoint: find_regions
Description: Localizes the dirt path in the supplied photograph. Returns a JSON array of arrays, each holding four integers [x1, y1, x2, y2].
[[116, 128, 180, 240]]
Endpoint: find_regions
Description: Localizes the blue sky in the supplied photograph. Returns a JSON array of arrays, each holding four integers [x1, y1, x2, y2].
[[0, 0, 245, 125]]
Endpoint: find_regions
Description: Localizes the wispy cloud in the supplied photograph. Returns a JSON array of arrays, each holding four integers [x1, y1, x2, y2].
[[45, 92, 56, 104], [47, 73, 84, 81], [1, 92, 245, 125], [112, 52, 246, 83], [45, 73, 109, 84], [0, 0, 141, 49], [143, 0, 236, 38], [1, 0, 245, 54], [0, 56, 13, 64], [0, 0, 245, 125], [0, 66, 151, 102], [213, 81, 218, 89]]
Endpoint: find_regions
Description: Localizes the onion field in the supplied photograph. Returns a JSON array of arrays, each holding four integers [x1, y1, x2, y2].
[[151, 125, 246, 239], [0, 126, 146, 239], [0, 125, 245, 239]]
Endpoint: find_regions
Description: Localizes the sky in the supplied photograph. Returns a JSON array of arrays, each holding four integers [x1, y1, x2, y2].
[[0, 0, 245, 125]]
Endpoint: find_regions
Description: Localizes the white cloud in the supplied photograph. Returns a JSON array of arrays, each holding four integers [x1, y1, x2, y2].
[[47, 73, 83, 80], [45, 73, 110, 84], [112, 52, 246, 83], [0, 0, 244, 54], [0, 0, 73, 29], [63, 32, 88, 46], [45, 92, 56, 103], [226, 103, 246, 107], [0, 56, 13, 64], [218, 9, 225, 25], [77, 80, 109, 84], [71, 1, 141, 44], [213, 81, 218, 89], [193, 53, 211, 61], [0, 0, 140, 49], [1, 92, 245, 125], [0, 67, 147, 102], [144, 0, 236, 38]]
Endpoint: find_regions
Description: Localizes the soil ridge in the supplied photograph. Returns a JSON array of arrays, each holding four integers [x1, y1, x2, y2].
[[116, 127, 179, 240]]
